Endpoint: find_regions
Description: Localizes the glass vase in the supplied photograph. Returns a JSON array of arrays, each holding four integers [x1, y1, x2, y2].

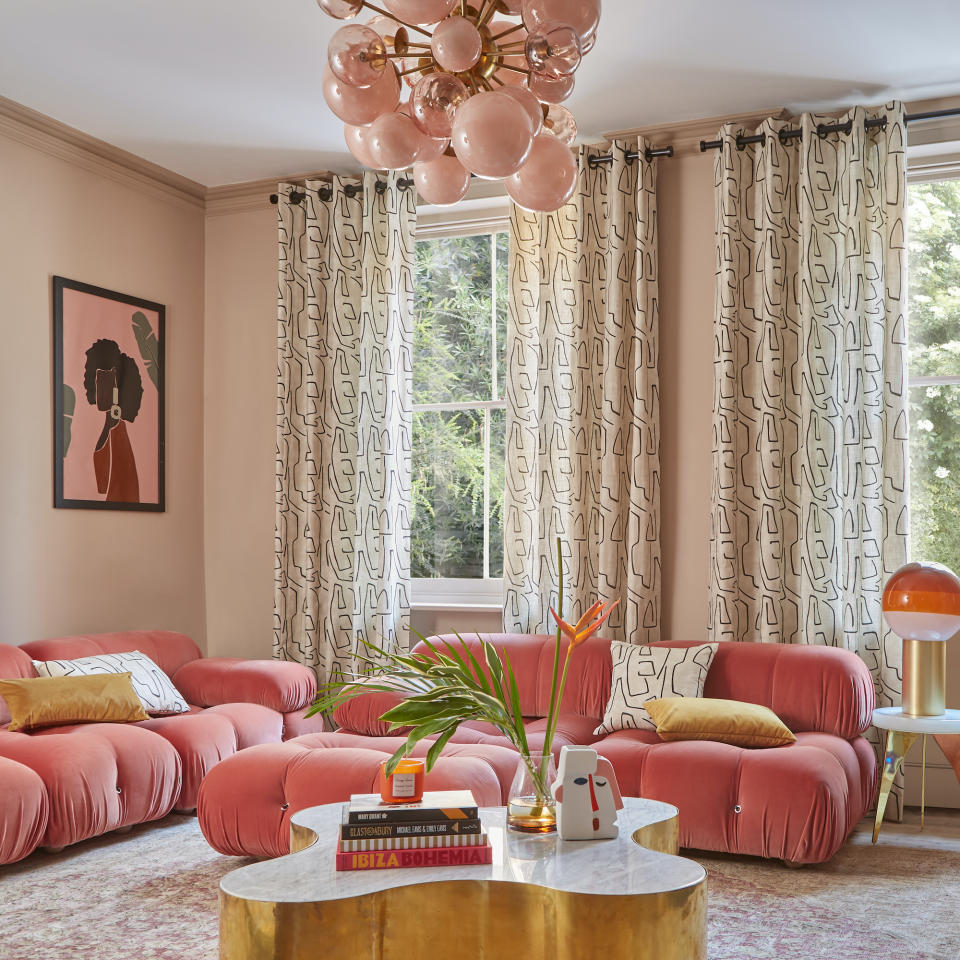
[[506, 753, 557, 834]]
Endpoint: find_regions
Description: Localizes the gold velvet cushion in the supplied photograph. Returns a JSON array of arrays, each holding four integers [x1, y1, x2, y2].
[[645, 697, 797, 748], [0, 673, 150, 732]]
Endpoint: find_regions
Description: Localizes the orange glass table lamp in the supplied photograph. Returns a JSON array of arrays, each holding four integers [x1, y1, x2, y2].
[[882, 561, 960, 717]]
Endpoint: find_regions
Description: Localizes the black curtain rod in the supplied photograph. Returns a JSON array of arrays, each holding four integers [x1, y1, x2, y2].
[[270, 176, 414, 206], [698, 106, 960, 152], [587, 145, 675, 168]]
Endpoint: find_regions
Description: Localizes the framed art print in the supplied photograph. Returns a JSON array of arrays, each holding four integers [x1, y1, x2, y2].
[[54, 277, 165, 511]]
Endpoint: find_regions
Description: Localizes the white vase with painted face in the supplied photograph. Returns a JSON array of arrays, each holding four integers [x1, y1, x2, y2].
[[552, 745, 624, 840]]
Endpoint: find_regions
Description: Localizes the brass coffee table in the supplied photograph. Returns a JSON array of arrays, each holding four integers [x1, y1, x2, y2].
[[219, 798, 706, 960]]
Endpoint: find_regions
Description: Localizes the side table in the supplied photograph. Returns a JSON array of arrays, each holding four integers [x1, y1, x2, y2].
[[872, 706, 960, 842]]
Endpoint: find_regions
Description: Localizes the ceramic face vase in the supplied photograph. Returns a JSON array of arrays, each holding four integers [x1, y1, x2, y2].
[[552, 745, 624, 840]]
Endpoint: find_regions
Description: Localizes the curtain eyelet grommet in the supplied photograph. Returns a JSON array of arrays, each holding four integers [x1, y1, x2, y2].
[[733, 804, 742, 814]]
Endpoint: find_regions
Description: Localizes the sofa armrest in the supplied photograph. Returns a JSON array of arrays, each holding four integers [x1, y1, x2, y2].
[[172, 658, 316, 713]]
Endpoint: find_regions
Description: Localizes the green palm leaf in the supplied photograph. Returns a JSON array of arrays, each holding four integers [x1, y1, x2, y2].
[[131, 311, 160, 390]]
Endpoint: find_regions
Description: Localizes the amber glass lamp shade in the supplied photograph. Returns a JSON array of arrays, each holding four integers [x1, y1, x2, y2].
[[882, 561, 960, 717]]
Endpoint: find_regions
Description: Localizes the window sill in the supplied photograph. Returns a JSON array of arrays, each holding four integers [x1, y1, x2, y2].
[[410, 601, 503, 613]]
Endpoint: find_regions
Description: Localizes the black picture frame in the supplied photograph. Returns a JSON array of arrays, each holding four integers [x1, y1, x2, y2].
[[53, 276, 166, 512]]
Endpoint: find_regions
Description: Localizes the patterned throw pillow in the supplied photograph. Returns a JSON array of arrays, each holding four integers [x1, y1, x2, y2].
[[594, 643, 718, 736], [32, 650, 190, 716]]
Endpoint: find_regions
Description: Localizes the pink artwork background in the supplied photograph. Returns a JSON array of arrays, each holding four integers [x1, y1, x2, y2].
[[62, 288, 160, 504]]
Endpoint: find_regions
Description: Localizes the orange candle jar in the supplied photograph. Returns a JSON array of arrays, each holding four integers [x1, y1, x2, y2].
[[379, 758, 425, 804]]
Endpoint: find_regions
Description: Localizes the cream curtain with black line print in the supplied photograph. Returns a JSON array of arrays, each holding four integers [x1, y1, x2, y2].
[[275, 171, 416, 688], [708, 103, 908, 816], [505, 140, 661, 643]]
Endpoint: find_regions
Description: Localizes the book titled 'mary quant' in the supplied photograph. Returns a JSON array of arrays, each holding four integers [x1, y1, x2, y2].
[[344, 791, 479, 824]]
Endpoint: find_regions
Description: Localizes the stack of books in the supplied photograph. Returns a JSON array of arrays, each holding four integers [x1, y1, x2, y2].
[[335, 790, 492, 872]]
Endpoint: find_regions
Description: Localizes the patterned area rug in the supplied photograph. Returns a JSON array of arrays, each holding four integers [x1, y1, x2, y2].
[[1, 810, 958, 960]]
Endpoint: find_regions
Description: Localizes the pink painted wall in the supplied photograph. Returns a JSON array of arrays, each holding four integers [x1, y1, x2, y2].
[[0, 129, 206, 646], [203, 206, 277, 659]]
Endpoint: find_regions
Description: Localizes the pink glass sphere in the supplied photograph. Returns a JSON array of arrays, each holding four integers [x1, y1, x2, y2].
[[525, 22, 582, 78], [384, 0, 459, 25], [499, 85, 543, 136], [317, 0, 364, 19], [521, 0, 601, 43], [431, 16, 482, 72], [368, 110, 425, 169], [344, 123, 380, 168], [411, 72, 469, 139], [414, 153, 471, 204], [489, 18, 529, 86], [415, 134, 450, 162], [527, 70, 574, 103], [366, 13, 400, 34], [543, 103, 576, 144], [328, 24, 387, 88], [451, 90, 534, 178], [322, 62, 401, 124], [506, 131, 577, 211]]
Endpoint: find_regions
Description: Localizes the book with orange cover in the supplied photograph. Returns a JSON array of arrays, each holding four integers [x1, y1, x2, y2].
[[335, 840, 493, 872]]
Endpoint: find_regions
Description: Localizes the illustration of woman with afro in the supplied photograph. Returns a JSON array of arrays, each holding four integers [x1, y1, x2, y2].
[[83, 339, 143, 502]]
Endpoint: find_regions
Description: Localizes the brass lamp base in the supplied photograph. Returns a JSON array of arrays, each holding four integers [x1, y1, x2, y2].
[[902, 638, 946, 717]]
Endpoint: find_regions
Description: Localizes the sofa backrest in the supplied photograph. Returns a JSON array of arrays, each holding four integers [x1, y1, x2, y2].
[[423, 633, 615, 721], [0, 644, 39, 725], [424, 634, 875, 739], [19, 631, 202, 680]]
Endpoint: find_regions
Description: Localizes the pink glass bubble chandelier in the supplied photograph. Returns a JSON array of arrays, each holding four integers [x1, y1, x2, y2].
[[317, 0, 601, 211]]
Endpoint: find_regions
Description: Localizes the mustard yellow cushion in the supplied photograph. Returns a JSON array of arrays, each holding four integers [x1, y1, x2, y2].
[[645, 697, 797, 748], [0, 673, 150, 732]]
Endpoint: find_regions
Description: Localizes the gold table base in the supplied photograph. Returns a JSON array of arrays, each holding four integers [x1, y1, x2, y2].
[[873, 730, 929, 843], [220, 802, 705, 960]]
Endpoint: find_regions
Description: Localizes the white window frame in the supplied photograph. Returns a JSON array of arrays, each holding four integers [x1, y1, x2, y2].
[[903, 147, 960, 792], [411, 186, 510, 610], [906, 152, 960, 561]]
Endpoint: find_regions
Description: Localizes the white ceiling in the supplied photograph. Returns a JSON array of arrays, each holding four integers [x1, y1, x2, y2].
[[2, 0, 960, 186]]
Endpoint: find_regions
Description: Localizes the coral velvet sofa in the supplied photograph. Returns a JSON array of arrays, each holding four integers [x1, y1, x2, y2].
[[199, 634, 878, 865], [0, 631, 322, 865]]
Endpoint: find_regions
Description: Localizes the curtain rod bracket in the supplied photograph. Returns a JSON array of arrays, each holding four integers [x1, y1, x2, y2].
[[270, 177, 414, 204]]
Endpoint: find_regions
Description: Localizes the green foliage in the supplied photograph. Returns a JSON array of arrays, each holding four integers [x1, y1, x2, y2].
[[412, 233, 508, 579], [908, 180, 960, 571], [62, 384, 76, 457], [131, 311, 160, 390]]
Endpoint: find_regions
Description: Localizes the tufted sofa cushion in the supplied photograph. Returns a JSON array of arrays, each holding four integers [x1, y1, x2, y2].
[[172, 657, 316, 714], [198, 736, 518, 859], [136, 703, 282, 811], [0, 757, 48, 864], [0, 725, 181, 850], [593, 727, 877, 864]]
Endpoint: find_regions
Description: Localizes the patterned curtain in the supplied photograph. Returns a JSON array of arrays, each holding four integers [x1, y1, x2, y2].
[[275, 172, 416, 686], [709, 103, 908, 814], [505, 140, 661, 642]]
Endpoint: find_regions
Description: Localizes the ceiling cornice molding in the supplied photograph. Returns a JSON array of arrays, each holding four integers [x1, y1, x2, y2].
[[603, 107, 788, 157], [0, 95, 205, 209], [204, 173, 334, 217]]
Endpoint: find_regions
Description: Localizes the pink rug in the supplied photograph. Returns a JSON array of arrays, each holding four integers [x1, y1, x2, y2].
[[1, 810, 958, 959]]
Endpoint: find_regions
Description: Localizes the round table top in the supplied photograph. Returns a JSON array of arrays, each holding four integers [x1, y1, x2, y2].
[[220, 797, 705, 905], [873, 706, 960, 734]]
